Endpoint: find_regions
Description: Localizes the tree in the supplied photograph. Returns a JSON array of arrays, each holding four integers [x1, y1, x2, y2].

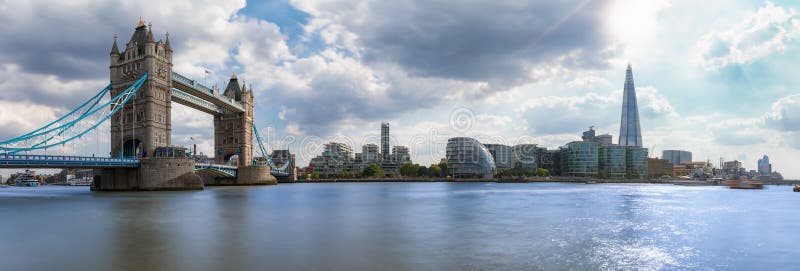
[[535, 168, 549, 177], [428, 165, 442, 177], [439, 161, 448, 177], [362, 163, 384, 178], [339, 171, 356, 178], [598, 170, 608, 179], [418, 166, 428, 177], [311, 172, 320, 180], [399, 163, 419, 177]]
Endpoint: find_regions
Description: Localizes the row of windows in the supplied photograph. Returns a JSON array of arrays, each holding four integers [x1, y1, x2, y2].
[[116, 110, 166, 124], [121, 62, 142, 74]]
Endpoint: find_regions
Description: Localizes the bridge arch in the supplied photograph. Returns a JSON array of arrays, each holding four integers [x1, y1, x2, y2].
[[122, 138, 142, 158]]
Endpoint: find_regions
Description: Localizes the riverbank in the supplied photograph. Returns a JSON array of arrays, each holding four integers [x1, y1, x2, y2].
[[298, 177, 696, 185], [296, 177, 800, 186]]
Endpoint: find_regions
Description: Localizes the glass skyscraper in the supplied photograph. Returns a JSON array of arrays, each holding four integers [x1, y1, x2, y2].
[[619, 64, 643, 147]]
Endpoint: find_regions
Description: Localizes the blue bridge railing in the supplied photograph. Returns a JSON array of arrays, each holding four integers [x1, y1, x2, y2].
[[0, 154, 140, 168]]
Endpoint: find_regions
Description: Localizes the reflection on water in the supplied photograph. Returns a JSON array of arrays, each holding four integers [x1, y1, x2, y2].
[[1, 183, 799, 270]]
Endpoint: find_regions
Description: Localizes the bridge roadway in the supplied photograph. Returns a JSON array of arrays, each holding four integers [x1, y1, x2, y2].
[[0, 154, 289, 177]]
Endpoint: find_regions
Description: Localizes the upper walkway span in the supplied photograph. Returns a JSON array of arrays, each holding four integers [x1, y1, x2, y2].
[[171, 72, 245, 114]]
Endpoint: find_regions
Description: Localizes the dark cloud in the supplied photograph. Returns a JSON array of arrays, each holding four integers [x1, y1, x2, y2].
[[302, 0, 614, 90]]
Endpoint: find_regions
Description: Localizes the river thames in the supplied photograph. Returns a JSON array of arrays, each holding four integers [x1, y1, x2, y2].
[[1, 183, 798, 270]]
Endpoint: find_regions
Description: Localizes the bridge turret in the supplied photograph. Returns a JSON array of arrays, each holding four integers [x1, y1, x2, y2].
[[110, 19, 173, 159], [164, 32, 173, 61], [110, 34, 120, 64]]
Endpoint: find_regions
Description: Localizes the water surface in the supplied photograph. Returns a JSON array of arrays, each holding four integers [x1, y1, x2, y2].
[[1, 183, 798, 270]]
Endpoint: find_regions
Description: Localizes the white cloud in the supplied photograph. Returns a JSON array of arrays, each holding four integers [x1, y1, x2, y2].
[[694, 1, 800, 70], [763, 93, 800, 131], [516, 86, 677, 135]]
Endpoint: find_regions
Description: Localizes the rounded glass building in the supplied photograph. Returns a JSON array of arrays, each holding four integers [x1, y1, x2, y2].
[[446, 137, 496, 179]]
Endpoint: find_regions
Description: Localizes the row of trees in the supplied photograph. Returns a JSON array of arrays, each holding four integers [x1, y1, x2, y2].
[[494, 168, 550, 177], [399, 161, 449, 178]]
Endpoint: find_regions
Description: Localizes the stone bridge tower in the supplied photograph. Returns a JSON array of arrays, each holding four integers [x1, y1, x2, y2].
[[109, 18, 173, 158], [214, 74, 254, 166]]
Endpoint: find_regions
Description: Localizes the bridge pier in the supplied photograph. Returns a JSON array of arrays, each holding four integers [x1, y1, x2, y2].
[[92, 157, 203, 191], [203, 166, 277, 186]]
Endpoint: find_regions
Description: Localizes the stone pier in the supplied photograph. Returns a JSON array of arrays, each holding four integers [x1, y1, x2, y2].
[[92, 157, 203, 191], [204, 166, 277, 186]]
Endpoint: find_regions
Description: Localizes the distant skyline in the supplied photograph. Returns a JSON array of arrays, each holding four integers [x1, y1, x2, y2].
[[1, 1, 799, 177]]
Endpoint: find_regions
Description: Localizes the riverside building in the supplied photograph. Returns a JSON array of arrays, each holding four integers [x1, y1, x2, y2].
[[446, 137, 496, 179]]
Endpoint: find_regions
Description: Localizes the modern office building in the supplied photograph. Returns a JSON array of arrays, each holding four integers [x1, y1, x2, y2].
[[582, 127, 613, 146], [619, 64, 643, 147], [757, 155, 771, 175], [662, 150, 692, 166], [511, 144, 538, 170], [538, 148, 560, 176], [446, 137, 496, 179], [598, 145, 627, 178], [381, 122, 390, 161], [484, 144, 512, 170], [560, 141, 598, 177], [625, 147, 648, 179]]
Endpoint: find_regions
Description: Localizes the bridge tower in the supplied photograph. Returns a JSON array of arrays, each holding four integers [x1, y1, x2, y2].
[[214, 74, 254, 166], [109, 18, 173, 158]]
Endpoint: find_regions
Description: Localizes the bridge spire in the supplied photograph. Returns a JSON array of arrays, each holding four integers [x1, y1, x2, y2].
[[110, 34, 119, 55], [146, 22, 155, 43], [164, 32, 172, 52], [136, 16, 146, 28]]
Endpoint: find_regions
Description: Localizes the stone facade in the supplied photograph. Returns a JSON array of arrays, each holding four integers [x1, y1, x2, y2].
[[92, 157, 202, 191], [109, 19, 173, 158], [214, 75, 255, 167]]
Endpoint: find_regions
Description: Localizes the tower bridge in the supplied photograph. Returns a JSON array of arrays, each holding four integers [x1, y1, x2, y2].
[[0, 19, 296, 190]]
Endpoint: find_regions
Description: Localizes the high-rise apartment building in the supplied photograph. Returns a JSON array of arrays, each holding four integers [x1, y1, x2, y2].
[[381, 122, 390, 161]]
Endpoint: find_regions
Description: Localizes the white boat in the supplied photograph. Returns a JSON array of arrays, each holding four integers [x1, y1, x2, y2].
[[67, 177, 93, 186], [14, 170, 39, 187]]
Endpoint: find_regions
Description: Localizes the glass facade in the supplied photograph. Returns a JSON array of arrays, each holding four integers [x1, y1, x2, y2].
[[662, 150, 691, 166], [599, 145, 626, 178], [560, 141, 598, 177], [619, 65, 643, 147], [625, 147, 648, 179], [446, 137, 496, 178], [511, 144, 538, 170], [484, 144, 512, 170]]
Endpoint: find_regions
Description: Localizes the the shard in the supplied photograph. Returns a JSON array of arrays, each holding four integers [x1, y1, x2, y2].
[[619, 64, 643, 147]]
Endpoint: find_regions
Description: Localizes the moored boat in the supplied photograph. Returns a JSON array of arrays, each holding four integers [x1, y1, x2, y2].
[[12, 170, 40, 187], [794, 185, 800, 192]]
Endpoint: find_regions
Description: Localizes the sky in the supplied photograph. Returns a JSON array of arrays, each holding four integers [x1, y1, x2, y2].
[[1, 0, 800, 178]]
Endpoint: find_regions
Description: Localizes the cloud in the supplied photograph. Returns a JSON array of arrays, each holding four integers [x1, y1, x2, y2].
[[259, 49, 482, 135], [516, 86, 676, 134], [293, 0, 616, 91], [0, 101, 62, 140], [763, 93, 800, 132], [694, 1, 800, 70], [710, 118, 767, 146]]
